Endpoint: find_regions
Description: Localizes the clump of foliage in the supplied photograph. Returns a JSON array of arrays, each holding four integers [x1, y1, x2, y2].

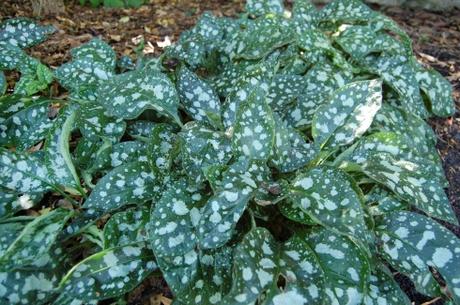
[[79, 0, 145, 8], [0, 0, 459, 304]]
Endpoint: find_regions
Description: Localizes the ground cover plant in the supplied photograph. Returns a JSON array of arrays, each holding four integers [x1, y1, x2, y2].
[[0, 0, 459, 304]]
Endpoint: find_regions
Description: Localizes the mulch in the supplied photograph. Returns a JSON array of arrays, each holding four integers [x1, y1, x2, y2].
[[1, 1, 459, 304]]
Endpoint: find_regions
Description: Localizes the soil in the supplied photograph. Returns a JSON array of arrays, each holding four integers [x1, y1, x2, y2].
[[1, 1, 459, 305]]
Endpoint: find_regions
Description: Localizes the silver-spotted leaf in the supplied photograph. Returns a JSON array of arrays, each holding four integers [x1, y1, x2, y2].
[[376, 211, 460, 302], [180, 122, 232, 184], [59, 243, 157, 301], [304, 227, 371, 305], [0, 18, 55, 49], [416, 68, 455, 117], [362, 153, 457, 224], [44, 105, 82, 193], [83, 161, 159, 216], [312, 79, 382, 148], [0, 99, 56, 151], [97, 68, 181, 123], [221, 227, 324, 305], [270, 114, 317, 173], [197, 158, 270, 249], [232, 86, 275, 160], [245, 0, 284, 16], [103, 207, 149, 248], [147, 124, 178, 174], [177, 65, 222, 129], [0, 208, 72, 270], [287, 166, 368, 242], [285, 61, 353, 128]]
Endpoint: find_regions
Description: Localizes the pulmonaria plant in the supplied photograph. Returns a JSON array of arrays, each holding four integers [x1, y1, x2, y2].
[[0, 0, 459, 304]]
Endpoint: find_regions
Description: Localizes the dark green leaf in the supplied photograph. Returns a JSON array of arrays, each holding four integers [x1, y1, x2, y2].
[[312, 80, 382, 148], [0, 18, 55, 49]]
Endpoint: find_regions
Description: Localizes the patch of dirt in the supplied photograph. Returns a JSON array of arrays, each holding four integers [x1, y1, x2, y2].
[[1, 1, 459, 305]]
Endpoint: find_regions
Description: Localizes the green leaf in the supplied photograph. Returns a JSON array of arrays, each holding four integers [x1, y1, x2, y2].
[[180, 122, 232, 184], [416, 67, 455, 117], [363, 54, 427, 118], [0, 189, 43, 218], [0, 208, 72, 270], [245, 0, 284, 16], [320, 0, 377, 24], [70, 38, 116, 70], [371, 103, 443, 172], [103, 206, 149, 248], [55, 58, 113, 97], [267, 74, 307, 111], [0, 245, 69, 305], [197, 158, 270, 249], [270, 114, 317, 173], [91, 141, 148, 173], [0, 18, 55, 49], [59, 242, 157, 301], [232, 86, 275, 160], [97, 68, 181, 123], [83, 161, 159, 216], [365, 264, 411, 305], [14, 63, 53, 96], [361, 153, 457, 224], [0, 41, 36, 72], [312, 80, 382, 148], [177, 65, 222, 129], [303, 227, 371, 305], [147, 124, 178, 174], [292, 0, 319, 33], [221, 227, 324, 305], [0, 149, 52, 195], [0, 99, 57, 151], [126, 120, 155, 139], [148, 179, 203, 294], [336, 24, 405, 60], [376, 211, 460, 302], [286, 166, 368, 242], [236, 17, 295, 60], [76, 101, 126, 143], [44, 105, 82, 193], [337, 131, 446, 186], [284, 61, 353, 128]]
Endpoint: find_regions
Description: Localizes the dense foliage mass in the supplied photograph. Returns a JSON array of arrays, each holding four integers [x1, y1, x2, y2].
[[0, 0, 459, 304]]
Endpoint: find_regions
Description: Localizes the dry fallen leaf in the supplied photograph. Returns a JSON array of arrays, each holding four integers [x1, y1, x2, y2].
[[157, 36, 171, 48]]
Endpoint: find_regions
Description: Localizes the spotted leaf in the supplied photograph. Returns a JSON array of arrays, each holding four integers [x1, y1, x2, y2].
[[362, 153, 457, 224], [180, 122, 232, 184], [97, 68, 181, 123], [270, 114, 317, 173], [376, 211, 460, 303], [232, 86, 275, 160], [44, 105, 82, 193], [266, 74, 307, 111], [416, 68, 455, 117], [147, 124, 178, 174], [59, 243, 157, 301], [0, 149, 52, 195], [70, 38, 116, 70], [83, 161, 159, 218], [0, 99, 57, 151], [90, 141, 148, 174], [245, 0, 284, 16], [103, 207, 149, 248], [0, 208, 72, 270], [177, 65, 222, 129], [148, 180, 204, 294], [286, 166, 368, 242], [363, 55, 427, 118], [303, 227, 371, 305], [0, 18, 55, 49], [197, 158, 270, 249], [312, 80, 382, 149], [221, 227, 324, 305], [285, 61, 353, 128]]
